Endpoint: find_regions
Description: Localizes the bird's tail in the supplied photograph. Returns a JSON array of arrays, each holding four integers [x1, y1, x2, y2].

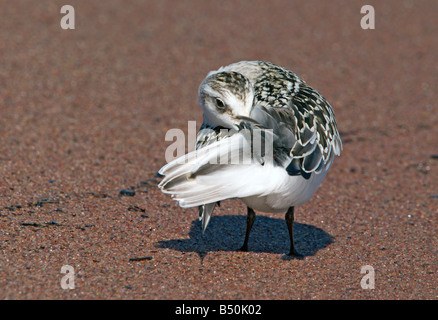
[[198, 203, 217, 234]]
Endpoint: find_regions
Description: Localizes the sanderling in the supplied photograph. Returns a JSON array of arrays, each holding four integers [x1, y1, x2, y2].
[[159, 61, 342, 256]]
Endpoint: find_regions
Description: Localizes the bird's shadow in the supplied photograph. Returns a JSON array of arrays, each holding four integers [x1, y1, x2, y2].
[[156, 215, 333, 259]]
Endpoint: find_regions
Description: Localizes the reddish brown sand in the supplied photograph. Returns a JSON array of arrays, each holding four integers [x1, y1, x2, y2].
[[0, 0, 436, 299]]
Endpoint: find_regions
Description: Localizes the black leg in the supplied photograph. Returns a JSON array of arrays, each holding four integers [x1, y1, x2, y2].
[[285, 207, 299, 256], [240, 207, 256, 252]]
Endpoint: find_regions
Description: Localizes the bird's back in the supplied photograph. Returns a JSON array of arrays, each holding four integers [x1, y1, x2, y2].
[[204, 60, 342, 175]]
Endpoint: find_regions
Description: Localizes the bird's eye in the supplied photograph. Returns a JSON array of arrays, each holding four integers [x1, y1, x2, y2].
[[215, 98, 226, 110]]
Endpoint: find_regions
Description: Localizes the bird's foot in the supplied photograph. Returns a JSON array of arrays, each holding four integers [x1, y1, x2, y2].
[[288, 248, 303, 258]]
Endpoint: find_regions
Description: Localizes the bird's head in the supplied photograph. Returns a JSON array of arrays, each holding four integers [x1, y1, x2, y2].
[[198, 71, 255, 129]]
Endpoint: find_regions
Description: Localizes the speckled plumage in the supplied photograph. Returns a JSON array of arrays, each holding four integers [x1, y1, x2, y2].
[[196, 61, 342, 172], [159, 61, 342, 255]]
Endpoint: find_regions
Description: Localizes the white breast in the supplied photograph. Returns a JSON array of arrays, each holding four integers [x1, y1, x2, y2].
[[241, 163, 329, 213]]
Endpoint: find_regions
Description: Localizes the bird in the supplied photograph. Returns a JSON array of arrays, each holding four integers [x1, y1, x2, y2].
[[158, 61, 342, 256]]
